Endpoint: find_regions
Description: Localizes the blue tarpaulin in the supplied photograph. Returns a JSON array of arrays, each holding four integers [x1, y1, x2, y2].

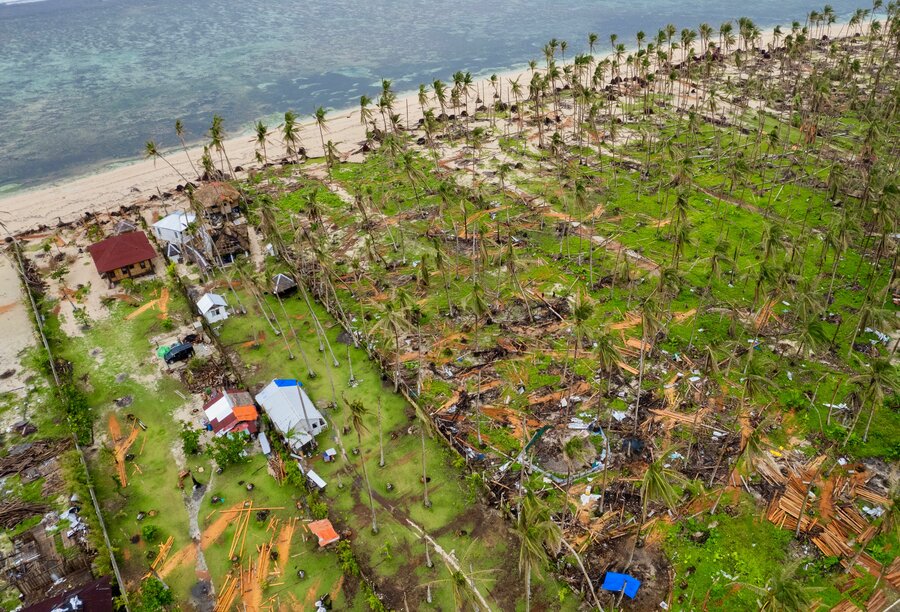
[[601, 572, 641, 599]]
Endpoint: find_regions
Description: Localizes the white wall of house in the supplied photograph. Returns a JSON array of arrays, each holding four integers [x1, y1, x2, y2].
[[203, 306, 228, 324]]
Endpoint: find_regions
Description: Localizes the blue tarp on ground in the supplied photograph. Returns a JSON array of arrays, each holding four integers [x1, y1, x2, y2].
[[601, 572, 641, 599]]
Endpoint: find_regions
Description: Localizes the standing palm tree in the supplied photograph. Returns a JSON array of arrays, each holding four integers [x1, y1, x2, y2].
[[463, 283, 490, 446], [347, 399, 379, 533], [845, 358, 895, 444], [633, 301, 661, 434], [569, 289, 594, 361], [626, 451, 684, 568], [174, 119, 199, 178], [208, 114, 235, 177], [359, 95, 374, 131], [282, 110, 302, 163], [144, 140, 189, 184], [593, 331, 622, 400], [370, 293, 410, 391], [254, 121, 270, 169], [515, 492, 562, 612], [314, 106, 330, 165]]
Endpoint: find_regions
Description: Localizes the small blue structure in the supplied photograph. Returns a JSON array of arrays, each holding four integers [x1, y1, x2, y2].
[[601, 572, 641, 599]]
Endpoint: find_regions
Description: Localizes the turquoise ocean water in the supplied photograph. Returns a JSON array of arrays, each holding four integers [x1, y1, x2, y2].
[[0, 0, 858, 191]]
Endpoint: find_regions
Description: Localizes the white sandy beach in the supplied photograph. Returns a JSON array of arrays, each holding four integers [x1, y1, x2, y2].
[[0, 19, 851, 239], [0, 67, 535, 237]]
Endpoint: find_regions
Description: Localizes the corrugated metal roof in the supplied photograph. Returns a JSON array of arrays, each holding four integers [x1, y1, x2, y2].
[[87, 231, 156, 273]]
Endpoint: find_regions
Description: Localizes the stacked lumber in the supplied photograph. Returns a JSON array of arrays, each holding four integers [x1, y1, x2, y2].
[[0, 438, 71, 477], [885, 558, 900, 590], [852, 485, 892, 507], [830, 600, 861, 612], [214, 575, 239, 612], [766, 475, 818, 533], [865, 589, 887, 612], [146, 536, 174, 577], [0, 500, 49, 529]]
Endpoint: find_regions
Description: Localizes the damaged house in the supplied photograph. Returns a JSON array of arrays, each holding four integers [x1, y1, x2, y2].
[[254, 379, 327, 452]]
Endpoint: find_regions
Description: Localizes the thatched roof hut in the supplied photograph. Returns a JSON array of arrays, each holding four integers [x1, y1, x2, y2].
[[195, 182, 241, 220]]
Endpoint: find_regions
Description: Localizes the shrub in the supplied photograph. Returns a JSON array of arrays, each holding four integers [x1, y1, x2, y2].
[[141, 524, 160, 543], [135, 577, 174, 611], [209, 433, 247, 469], [180, 422, 201, 455], [336, 540, 360, 576]]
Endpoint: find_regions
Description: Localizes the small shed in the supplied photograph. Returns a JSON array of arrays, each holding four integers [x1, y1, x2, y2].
[[258, 432, 272, 456], [272, 273, 297, 297], [197, 293, 228, 323], [113, 220, 136, 235], [165, 242, 183, 263], [306, 469, 327, 491], [307, 519, 339, 547]]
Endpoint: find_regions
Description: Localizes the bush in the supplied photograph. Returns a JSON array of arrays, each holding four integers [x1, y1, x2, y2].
[[141, 524, 160, 543], [209, 433, 248, 469], [180, 422, 201, 455], [135, 577, 174, 611], [336, 540, 360, 576]]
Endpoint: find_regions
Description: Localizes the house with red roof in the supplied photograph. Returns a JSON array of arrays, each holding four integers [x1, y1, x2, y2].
[[203, 388, 258, 436], [86, 231, 156, 284]]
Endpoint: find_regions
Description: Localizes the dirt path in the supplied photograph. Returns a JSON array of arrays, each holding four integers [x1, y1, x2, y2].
[[158, 542, 198, 579], [108, 412, 122, 442], [201, 501, 244, 550], [302, 577, 324, 609], [0, 256, 36, 395]]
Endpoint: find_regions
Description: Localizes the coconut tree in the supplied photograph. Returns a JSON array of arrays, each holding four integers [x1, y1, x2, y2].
[[359, 95, 374, 131], [431, 238, 456, 316], [792, 308, 828, 358], [732, 559, 820, 611], [632, 300, 661, 435], [174, 119, 199, 178], [282, 110, 302, 162], [208, 114, 235, 177], [569, 289, 594, 362], [370, 293, 411, 391], [420, 416, 431, 508], [254, 121, 269, 169], [144, 140, 190, 184], [626, 451, 684, 568], [314, 106, 330, 167], [267, 268, 315, 378], [347, 399, 378, 533], [515, 492, 562, 612], [462, 282, 490, 446], [593, 330, 622, 401], [844, 358, 895, 445]]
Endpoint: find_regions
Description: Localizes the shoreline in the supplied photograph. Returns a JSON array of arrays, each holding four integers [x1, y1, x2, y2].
[[0, 18, 853, 238]]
